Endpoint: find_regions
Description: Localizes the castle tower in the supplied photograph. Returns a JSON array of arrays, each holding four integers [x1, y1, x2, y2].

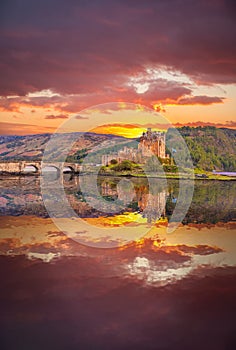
[[138, 129, 166, 159]]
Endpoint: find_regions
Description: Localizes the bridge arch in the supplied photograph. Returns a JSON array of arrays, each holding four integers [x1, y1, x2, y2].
[[23, 164, 39, 173], [42, 165, 60, 173], [63, 166, 75, 173]]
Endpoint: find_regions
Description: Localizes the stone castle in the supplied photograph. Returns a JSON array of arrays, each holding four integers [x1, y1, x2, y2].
[[102, 128, 167, 166]]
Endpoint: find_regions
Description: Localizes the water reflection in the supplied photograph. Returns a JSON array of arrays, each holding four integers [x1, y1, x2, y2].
[[1, 214, 234, 283], [99, 178, 166, 223], [0, 174, 236, 282], [1, 175, 235, 224], [0, 175, 236, 349]]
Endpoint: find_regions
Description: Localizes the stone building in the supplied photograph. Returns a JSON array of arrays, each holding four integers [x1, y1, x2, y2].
[[101, 128, 166, 166], [138, 128, 166, 158]]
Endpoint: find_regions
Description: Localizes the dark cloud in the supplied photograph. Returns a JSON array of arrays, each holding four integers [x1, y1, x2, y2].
[[0, 0, 235, 98], [45, 114, 68, 120]]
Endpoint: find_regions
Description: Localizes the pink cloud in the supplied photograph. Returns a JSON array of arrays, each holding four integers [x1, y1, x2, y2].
[[172, 95, 225, 106], [0, 0, 235, 99]]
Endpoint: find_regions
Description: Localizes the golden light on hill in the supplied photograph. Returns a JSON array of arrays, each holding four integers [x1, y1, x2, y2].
[[91, 123, 164, 138]]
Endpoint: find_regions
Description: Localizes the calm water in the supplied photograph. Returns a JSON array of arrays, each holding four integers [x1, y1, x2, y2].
[[0, 175, 236, 349]]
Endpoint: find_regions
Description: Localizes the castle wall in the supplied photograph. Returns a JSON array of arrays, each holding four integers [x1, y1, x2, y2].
[[139, 130, 166, 159], [101, 129, 166, 166]]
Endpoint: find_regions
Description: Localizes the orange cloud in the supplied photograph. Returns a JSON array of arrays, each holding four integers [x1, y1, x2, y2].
[[0, 122, 56, 135]]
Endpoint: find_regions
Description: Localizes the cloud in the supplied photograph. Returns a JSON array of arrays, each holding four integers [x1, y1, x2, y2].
[[0, 121, 55, 135], [0, 0, 235, 100], [45, 114, 68, 119], [175, 95, 225, 105], [0, 95, 64, 112], [74, 114, 88, 120], [0, 87, 225, 117], [174, 120, 236, 129], [225, 120, 236, 128]]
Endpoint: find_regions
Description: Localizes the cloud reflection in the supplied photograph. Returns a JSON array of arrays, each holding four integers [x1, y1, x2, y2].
[[0, 216, 232, 287]]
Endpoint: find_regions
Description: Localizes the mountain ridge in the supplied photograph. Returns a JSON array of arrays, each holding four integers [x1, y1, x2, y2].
[[0, 127, 235, 171]]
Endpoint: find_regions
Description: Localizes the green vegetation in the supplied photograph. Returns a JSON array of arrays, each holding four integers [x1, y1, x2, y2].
[[100, 160, 143, 175], [66, 148, 88, 163], [176, 126, 236, 171], [163, 165, 178, 173], [110, 159, 118, 165], [99, 159, 181, 177], [166, 180, 236, 224], [112, 160, 139, 172]]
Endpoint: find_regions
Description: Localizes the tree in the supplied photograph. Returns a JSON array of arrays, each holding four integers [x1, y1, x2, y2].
[[112, 160, 135, 171], [110, 159, 118, 165]]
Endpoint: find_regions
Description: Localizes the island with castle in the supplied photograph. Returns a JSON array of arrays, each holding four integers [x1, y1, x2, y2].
[[102, 128, 168, 166]]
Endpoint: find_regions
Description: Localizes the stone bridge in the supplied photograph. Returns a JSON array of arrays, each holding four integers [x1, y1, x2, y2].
[[0, 161, 82, 174]]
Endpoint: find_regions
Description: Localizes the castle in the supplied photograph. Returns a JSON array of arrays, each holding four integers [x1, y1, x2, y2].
[[102, 128, 167, 166]]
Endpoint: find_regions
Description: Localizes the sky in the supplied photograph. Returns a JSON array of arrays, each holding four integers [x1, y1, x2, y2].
[[0, 0, 236, 135]]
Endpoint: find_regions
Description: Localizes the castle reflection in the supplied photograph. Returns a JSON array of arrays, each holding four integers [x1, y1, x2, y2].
[[100, 178, 167, 223]]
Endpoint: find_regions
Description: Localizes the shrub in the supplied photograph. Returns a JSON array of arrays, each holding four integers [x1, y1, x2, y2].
[[110, 159, 118, 165]]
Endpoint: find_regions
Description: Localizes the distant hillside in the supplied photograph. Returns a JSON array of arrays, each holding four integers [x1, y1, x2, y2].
[[0, 126, 235, 171], [0, 134, 51, 161], [0, 132, 130, 162], [176, 126, 236, 171]]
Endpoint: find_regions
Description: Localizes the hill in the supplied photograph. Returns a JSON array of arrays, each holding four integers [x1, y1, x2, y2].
[[176, 126, 236, 171], [0, 132, 132, 163], [0, 126, 235, 171]]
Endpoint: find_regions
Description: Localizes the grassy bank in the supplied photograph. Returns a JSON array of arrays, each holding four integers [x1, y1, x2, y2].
[[96, 160, 235, 180]]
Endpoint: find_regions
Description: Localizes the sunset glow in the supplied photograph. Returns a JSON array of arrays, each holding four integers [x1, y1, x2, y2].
[[0, 0, 235, 134], [91, 124, 148, 138], [1, 2, 236, 349]]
